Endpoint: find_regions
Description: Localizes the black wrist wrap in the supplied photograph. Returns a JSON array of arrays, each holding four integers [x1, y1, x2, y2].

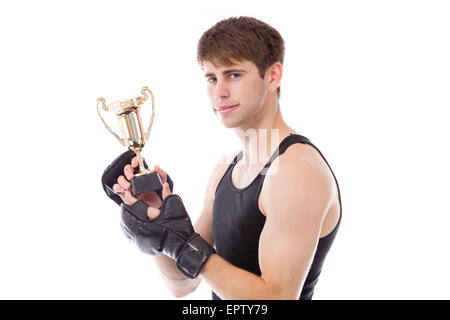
[[121, 195, 215, 279]]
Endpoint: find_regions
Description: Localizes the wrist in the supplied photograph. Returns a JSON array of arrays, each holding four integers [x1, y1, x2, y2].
[[176, 233, 215, 279]]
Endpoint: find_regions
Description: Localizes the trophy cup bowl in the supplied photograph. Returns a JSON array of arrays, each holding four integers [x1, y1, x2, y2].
[[97, 87, 163, 196]]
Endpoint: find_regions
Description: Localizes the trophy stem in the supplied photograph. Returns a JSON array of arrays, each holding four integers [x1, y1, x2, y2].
[[135, 150, 148, 175]]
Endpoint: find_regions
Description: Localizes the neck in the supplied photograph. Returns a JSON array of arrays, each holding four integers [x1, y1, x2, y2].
[[233, 98, 295, 166]]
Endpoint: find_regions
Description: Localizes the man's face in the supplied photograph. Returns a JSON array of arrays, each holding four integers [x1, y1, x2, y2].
[[202, 59, 268, 129]]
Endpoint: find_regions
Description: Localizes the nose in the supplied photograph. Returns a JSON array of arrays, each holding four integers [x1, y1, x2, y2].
[[214, 79, 230, 101]]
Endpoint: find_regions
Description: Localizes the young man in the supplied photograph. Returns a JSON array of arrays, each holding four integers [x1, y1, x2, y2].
[[102, 16, 342, 300]]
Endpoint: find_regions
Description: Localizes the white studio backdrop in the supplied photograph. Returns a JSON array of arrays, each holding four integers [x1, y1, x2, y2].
[[0, 0, 449, 299]]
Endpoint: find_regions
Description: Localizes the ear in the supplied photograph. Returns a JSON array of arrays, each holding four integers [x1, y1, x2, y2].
[[266, 62, 283, 93]]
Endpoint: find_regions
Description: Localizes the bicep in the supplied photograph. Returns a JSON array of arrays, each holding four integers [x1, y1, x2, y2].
[[258, 211, 322, 299], [258, 159, 333, 299]]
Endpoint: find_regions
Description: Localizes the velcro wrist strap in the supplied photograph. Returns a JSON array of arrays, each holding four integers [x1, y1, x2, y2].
[[176, 233, 215, 279]]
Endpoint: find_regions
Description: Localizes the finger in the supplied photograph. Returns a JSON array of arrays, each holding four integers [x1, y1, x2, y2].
[[131, 156, 139, 168], [154, 164, 166, 175], [118, 175, 131, 189], [113, 183, 125, 194], [113, 184, 127, 202], [161, 182, 171, 200], [124, 164, 134, 181], [124, 190, 137, 205], [131, 156, 146, 168], [153, 164, 168, 183], [147, 206, 160, 220]]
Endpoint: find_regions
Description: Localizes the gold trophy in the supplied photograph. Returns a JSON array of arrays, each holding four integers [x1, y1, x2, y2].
[[97, 86, 163, 196]]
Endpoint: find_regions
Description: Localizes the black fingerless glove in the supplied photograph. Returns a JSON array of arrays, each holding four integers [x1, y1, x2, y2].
[[101, 150, 173, 206], [121, 194, 215, 279]]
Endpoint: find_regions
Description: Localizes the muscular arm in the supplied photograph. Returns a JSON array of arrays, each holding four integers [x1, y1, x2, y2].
[[200, 157, 334, 299]]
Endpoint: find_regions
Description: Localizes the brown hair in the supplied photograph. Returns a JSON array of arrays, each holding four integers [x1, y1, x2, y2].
[[197, 16, 285, 96]]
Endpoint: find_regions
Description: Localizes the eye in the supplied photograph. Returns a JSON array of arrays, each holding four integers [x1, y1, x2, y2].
[[229, 73, 240, 79], [207, 77, 217, 84]]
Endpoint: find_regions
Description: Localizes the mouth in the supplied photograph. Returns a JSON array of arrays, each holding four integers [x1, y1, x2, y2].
[[215, 104, 239, 115]]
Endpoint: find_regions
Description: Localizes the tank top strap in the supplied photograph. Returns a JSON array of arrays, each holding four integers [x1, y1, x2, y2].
[[214, 150, 244, 196], [253, 133, 313, 199], [259, 133, 312, 175], [279, 133, 312, 154], [218, 133, 312, 195], [255, 133, 342, 229]]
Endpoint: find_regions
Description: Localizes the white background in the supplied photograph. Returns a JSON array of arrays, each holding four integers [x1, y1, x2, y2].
[[0, 0, 449, 299]]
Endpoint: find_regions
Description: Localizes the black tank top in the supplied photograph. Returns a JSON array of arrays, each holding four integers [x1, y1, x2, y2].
[[211, 133, 342, 300]]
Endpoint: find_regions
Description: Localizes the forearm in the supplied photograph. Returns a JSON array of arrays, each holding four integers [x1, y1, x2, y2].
[[200, 254, 278, 300], [153, 254, 200, 297]]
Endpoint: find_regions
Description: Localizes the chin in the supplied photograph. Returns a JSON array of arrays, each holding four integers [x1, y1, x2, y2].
[[217, 117, 236, 128], [216, 109, 248, 129], [220, 121, 238, 129], [220, 117, 246, 129]]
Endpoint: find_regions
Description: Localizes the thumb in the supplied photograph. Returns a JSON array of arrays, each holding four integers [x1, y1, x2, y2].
[[162, 182, 171, 199]]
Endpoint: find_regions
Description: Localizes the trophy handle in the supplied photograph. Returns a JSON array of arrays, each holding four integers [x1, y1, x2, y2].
[[96, 97, 126, 146], [140, 86, 155, 141]]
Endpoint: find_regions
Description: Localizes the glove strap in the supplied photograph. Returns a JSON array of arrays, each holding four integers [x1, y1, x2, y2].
[[176, 233, 215, 279]]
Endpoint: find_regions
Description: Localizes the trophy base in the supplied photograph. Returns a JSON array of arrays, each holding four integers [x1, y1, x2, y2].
[[131, 171, 163, 196]]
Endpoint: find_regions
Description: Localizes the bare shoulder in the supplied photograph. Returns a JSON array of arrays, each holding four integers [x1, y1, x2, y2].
[[259, 143, 336, 217], [271, 143, 335, 186]]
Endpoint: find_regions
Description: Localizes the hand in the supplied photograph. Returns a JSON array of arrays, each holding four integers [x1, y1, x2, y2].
[[121, 192, 215, 278], [112, 156, 171, 218]]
